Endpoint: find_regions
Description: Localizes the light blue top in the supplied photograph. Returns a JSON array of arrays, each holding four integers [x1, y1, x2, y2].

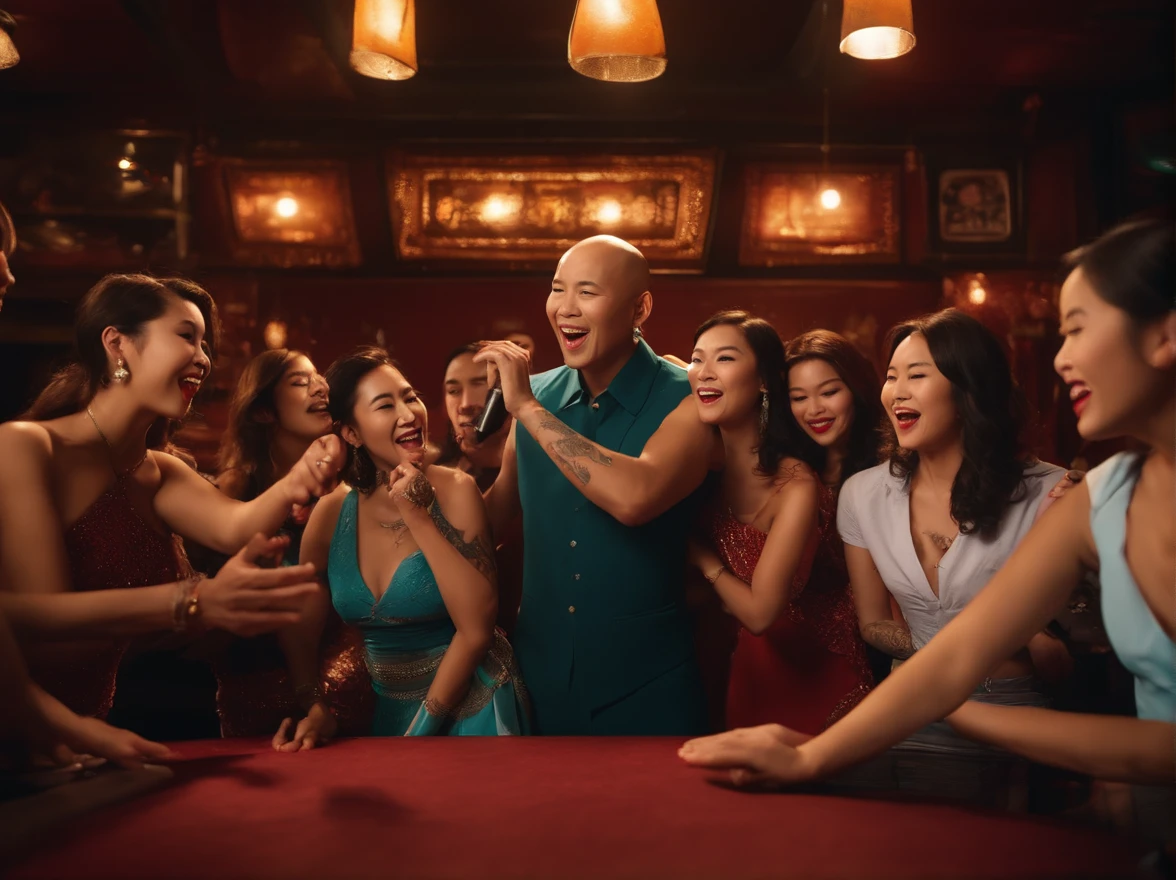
[[1086, 452, 1176, 723]]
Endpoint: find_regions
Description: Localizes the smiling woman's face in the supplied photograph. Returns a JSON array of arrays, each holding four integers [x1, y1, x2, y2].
[[346, 364, 429, 470]]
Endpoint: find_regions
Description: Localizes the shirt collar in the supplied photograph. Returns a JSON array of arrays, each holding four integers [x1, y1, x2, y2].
[[555, 339, 662, 416]]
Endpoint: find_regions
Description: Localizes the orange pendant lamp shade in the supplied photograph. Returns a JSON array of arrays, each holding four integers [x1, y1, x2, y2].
[[351, 0, 418, 81], [568, 0, 667, 83], [840, 0, 916, 60]]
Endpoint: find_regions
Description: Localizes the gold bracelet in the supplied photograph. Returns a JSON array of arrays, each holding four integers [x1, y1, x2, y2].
[[172, 575, 204, 632], [704, 564, 725, 585]]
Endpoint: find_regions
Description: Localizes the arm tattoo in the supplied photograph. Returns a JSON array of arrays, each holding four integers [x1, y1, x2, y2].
[[537, 415, 613, 486], [428, 501, 497, 586], [861, 621, 916, 660], [397, 469, 436, 509]]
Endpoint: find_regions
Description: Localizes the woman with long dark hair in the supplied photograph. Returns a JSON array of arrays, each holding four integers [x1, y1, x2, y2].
[[684, 307, 1066, 800], [784, 330, 886, 489], [211, 349, 372, 738], [273, 347, 528, 746], [686, 311, 872, 734], [0, 273, 340, 728], [681, 219, 1174, 839]]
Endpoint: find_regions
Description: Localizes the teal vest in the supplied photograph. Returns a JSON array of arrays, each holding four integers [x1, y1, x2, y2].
[[513, 340, 702, 711]]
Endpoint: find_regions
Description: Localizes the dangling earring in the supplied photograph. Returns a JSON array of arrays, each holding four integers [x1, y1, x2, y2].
[[632, 325, 644, 341], [759, 392, 769, 435], [112, 358, 129, 383]]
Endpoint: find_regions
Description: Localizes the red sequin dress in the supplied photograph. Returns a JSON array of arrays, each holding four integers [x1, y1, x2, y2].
[[707, 485, 873, 734], [29, 481, 191, 719], [212, 501, 374, 737]]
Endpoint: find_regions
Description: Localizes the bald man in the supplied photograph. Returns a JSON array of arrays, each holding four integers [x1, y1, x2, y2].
[[477, 236, 716, 735]]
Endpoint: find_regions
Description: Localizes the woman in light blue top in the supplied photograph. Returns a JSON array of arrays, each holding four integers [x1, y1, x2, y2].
[[681, 219, 1174, 831], [272, 347, 529, 747]]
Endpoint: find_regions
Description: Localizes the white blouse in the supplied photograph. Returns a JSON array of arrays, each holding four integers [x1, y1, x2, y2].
[[837, 460, 1063, 650]]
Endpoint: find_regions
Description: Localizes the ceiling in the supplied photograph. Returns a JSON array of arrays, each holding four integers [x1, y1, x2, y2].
[[0, 0, 1170, 134]]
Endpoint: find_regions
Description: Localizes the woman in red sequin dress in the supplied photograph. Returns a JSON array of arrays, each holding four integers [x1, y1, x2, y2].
[[210, 349, 373, 737], [687, 314, 874, 735], [0, 274, 342, 724]]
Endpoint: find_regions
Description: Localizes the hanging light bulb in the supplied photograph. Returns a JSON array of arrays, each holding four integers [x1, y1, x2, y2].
[[351, 0, 418, 81], [819, 188, 842, 210], [568, 0, 666, 83], [0, 10, 19, 70], [840, 0, 916, 60]]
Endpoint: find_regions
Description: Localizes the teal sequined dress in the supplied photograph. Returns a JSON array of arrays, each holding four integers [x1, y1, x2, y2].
[[327, 491, 529, 736]]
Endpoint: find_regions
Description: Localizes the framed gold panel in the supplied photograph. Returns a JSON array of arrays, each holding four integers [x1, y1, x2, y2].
[[390, 152, 717, 271], [740, 164, 900, 266], [223, 160, 361, 268]]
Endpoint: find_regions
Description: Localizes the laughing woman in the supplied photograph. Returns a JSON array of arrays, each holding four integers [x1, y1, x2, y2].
[[273, 347, 528, 746], [686, 313, 873, 735], [0, 274, 341, 723], [211, 349, 373, 738], [680, 218, 1174, 839]]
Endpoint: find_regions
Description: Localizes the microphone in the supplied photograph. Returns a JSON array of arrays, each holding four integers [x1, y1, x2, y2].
[[474, 385, 507, 442]]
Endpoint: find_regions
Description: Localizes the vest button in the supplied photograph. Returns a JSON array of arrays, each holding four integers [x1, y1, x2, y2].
[[573, 573, 580, 581], [568, 605, 576, 614], [569, 539, 577, 548]]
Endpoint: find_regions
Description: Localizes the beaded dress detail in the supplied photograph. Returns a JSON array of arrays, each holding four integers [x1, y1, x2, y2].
[[30, 481, 190, 719], [707, 484, 873, 733]]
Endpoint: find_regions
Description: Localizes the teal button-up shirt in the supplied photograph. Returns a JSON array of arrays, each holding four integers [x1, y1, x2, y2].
[[514, 340, 703, 715]]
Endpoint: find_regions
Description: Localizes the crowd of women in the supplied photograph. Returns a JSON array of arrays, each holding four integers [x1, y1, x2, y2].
[[0, 199, 1171, 846]]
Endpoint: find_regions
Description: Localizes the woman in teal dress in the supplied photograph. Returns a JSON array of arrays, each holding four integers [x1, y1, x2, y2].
[[272, 347, 529, 745]]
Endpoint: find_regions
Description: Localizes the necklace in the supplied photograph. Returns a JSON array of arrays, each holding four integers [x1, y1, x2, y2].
[[378, 517, 409, 546], [86, 406, 148, 480]]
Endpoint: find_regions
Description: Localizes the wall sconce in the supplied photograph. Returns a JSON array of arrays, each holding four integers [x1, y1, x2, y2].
[[263, 319, 288, 350], [568, 0, 666, 83], [840, 0, 916, 60], [967, 274, 989, 305], [0, 9, 19, 69], [351, 0, 418, 81], [222, 161, 361, 268]]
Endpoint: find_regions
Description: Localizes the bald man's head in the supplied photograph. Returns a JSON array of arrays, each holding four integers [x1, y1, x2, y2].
[[547, 235, 654, 374], [556, 235, 650, 303]]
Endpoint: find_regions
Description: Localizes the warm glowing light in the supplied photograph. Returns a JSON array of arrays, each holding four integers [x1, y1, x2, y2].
[[594, 199, 623, 225], [264, 320, 288, 350], [117, 158, 136, 171], [568, 0, 666, 83], [275, 196, 300, 219], [351, 0, 418, 81], [840, 0, 915, 60], [968, 278, 988, 305], [479, 194, 521, 224], [819, 188, 842, 210], [0, 12, 18, 70]]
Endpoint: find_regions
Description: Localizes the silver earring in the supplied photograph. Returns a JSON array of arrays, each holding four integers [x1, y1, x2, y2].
[[759, 392, 769, 435], [633, 326, 644, 341], [112, 358, 129, 383]]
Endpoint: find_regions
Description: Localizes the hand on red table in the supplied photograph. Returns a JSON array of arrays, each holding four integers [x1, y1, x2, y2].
[[272, 703, 338, 752], [678, 723, 816, 787], [63, 715, 176, 769]]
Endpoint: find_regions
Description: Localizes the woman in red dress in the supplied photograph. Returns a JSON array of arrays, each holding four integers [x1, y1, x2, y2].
[[210, 349, 373, 737], [0, 274, 340, 729], [687, 315, 875, 734]]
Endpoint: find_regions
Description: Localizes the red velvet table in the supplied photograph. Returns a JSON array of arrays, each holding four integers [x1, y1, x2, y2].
[[8, 737, 1139, 879]]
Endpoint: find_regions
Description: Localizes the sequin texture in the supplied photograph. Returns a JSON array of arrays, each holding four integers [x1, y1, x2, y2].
[[29, 481, 190, 719], [707, 484, 873, 733]]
